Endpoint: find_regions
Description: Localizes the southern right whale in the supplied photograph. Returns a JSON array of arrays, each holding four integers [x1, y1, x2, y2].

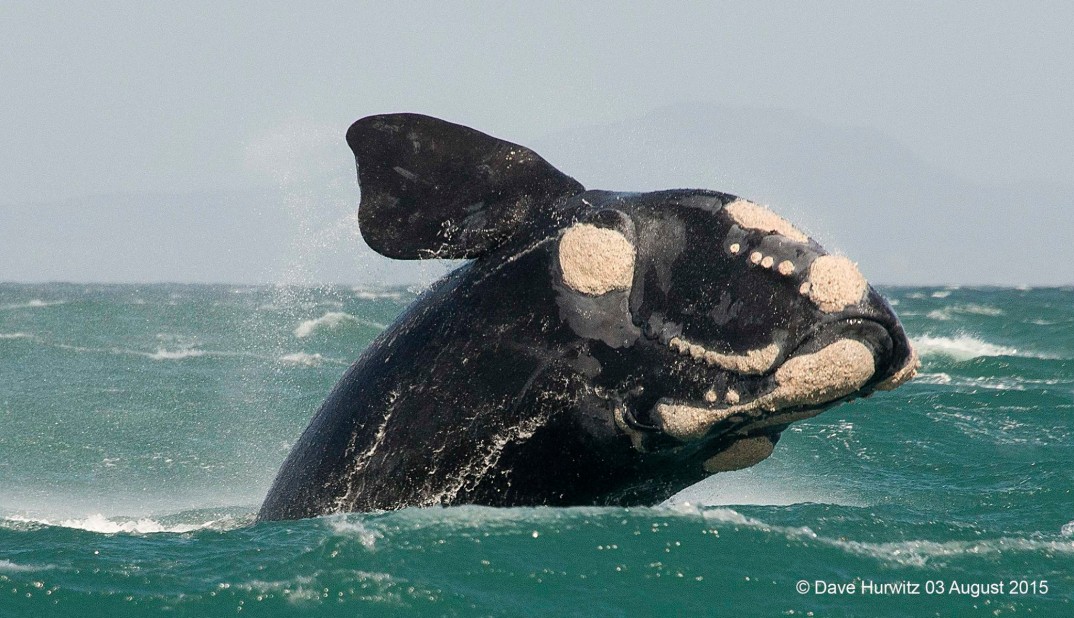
[[258, 113, 918, 521]]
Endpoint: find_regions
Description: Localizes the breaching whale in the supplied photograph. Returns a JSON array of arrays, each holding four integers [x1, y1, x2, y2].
[[258, 113, 918, 521]]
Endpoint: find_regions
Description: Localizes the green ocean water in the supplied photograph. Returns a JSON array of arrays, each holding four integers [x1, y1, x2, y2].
[[1, 283, 1071, 616]]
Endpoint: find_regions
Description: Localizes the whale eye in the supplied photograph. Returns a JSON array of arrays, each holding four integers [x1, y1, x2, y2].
[[558, 223, 636, 296]]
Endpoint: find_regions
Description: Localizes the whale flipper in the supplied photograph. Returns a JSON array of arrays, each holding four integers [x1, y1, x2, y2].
[[347, 113, 585, 259]]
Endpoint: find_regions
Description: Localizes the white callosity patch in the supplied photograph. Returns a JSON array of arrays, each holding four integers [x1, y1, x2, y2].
[[702, 436, 777, 473], [558, 224, 635, 296], [668, 336, 780, 375], [654, 339, 876, 441], [805, 255, 868, 313], [724, 199, 809, 244]]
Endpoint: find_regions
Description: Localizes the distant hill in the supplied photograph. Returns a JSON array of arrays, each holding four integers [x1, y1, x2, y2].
[[532, 103, 1073, 286], [3, 104, 1070, 285], [0, 187, 448, 285]]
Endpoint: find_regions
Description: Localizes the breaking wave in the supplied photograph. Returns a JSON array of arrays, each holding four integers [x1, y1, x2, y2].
[[695, 507, 1074, 568], [0, 299, 65, 310], [0, 332, 34, 340], [1, 513, 239, 535], [912, 334, 1046, 361], [293, 311, 386, 338], [148, 347, 207, 361], [926, 304, 1005, 321], [293, 311, 358, 338]]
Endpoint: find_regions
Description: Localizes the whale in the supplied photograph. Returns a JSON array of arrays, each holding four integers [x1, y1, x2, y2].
[[257, 113, 918, 521]]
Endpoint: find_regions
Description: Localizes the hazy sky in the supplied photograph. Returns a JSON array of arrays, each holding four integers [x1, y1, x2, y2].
[[2, 2, 1072, 283]]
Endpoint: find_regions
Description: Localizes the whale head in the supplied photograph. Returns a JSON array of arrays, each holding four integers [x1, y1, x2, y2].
[[549, 190, 918, 474]]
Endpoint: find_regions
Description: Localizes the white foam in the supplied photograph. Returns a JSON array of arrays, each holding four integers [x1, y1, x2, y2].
[[916, 372, 953, 385], [279, 352, 325, 367], [916, 373, 1048, 392], [2, 513, 221, 534], [148, 347, 206, 361], [0, 299, 65, 310], [1063, 521, 1074, 538], [957, 304, 1004, 316], [0, 332, 34, 340], [927, 304, 1005, 321], [326, 516, 383, 550], [353, 289, 404, 301], [696, 507, 1074, 568], [0, 559, 54, 572], [913, 334, 1022, 361], [293, 311, 358, 338]]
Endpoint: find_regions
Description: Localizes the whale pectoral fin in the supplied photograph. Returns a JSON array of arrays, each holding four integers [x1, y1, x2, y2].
[[347, 113, 585, 260]]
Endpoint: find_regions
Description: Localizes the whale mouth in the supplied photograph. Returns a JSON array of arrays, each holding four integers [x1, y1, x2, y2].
[[626, 318, 906, 446]]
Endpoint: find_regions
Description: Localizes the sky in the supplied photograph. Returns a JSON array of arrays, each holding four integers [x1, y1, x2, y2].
[[2, 2, 1072, 284]]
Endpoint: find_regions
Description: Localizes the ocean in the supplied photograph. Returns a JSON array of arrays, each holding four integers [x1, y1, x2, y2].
[[1, 283, 1071, 616]]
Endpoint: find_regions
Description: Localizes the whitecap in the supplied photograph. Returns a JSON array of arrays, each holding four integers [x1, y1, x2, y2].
[[279, 352, 325, 367], [0, 332, 33, 340], [353, 289, 404, 301], [930, 290, 951, 299], [0, 299, 65, 310], [1062, 521, 1074, 538], [913, 334, 1026, 361], [697, 508, 1074, 568], [916, 372, 953, 385], [0, 559, 54, 572], [2, 513, 216, 534], [294, 311, 386, 338], [326, 516, 383, 550], [956, 304, 1004, 316], [927, 304, 1004, 322], [148, 347, 206, 361]]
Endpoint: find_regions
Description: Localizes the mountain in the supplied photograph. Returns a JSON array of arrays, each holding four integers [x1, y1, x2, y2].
[[532, 103, 1073, 286], [3, 104, 1070, 285]]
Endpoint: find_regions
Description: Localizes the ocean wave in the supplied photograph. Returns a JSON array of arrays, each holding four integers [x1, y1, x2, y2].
[[0, 559, 54, 572], [1063, 521, 1074, 538], [148, 347, 207, 361], [914, 372, 1067, 391], [294, 311, 357, 338], [353, 289, 405, 301], [293, 311, 387, 338], [0, 299, 65, 310], [233, 571, 394, 605], [912, 334, 1039, 361], [0, 332, 34, 340], [279, 352, 326, 367], [2, 513, 242, 535], [326, 515, 383, 550], [926, 304, 1005, 321], [696, 507, 1074, 568]]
